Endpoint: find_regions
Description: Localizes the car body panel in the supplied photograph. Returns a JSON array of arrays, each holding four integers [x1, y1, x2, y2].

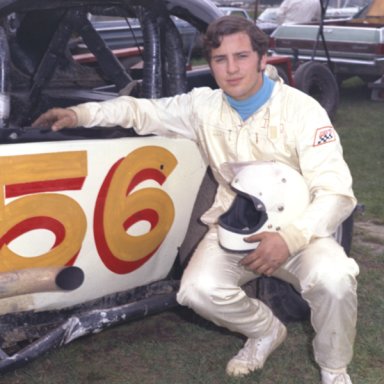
[[0, 137, 206, 314], [0, 134, 207, 315]]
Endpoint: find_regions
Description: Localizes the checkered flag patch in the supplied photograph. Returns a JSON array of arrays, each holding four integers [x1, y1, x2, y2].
[[313, 127, 336, 146]]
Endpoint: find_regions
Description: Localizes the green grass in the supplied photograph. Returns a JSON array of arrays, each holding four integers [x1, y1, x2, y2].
[[335, 77, 384, 222], [0, 79, 383, 384]]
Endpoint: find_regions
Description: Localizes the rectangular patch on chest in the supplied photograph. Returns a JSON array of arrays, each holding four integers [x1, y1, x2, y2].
[[313, 126, 336, 146]]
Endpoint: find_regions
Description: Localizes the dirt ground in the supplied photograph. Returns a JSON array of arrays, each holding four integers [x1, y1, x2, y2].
[[353, 218, 384, 256]]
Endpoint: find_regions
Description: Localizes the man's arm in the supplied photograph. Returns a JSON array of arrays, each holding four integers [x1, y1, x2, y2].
[[278, 102, 356, 256], [240, 97, 356, 273]]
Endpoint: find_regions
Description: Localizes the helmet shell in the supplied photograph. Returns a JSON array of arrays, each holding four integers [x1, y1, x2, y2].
[[218, 161, 310, 251]]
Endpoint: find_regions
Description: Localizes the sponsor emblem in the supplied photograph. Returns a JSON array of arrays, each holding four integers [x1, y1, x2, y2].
[[313, 126, 336, 146]]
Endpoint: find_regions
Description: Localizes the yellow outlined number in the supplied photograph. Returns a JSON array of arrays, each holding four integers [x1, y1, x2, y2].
[[0, 146, 177, 274], [0, 152, 87, 272], [94, 146, 177, 274]]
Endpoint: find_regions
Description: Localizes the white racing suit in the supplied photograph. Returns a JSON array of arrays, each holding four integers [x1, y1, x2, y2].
[[71, 78, 359, 371]]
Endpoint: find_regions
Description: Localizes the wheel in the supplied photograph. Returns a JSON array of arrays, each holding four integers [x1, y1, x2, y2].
[[171, 169, 217, 279], [276, 65, 290, 85], [333, 213, 354, 256], [254, 213, 355, 324], [294, 61, 339, 120], [256, 276, 310, 323]]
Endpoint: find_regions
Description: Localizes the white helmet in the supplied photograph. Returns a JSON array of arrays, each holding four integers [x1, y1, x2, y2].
[[218, 161, 310, 252]]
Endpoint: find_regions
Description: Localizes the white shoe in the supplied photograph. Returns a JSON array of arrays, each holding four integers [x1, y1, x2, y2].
[[321, 369, 352, 384], [226, 317, 287, 377]]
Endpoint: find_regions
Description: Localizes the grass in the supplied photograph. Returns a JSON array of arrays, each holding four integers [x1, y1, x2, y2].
[[0, 78, 383, 384], [335, 77, 384, 222]]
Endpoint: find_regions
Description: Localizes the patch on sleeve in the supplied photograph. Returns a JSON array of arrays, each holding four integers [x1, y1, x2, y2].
[[313, 126, 336, 147]]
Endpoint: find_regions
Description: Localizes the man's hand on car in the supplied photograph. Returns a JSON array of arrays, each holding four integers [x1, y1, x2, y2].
[[32, 108, 78, 131]]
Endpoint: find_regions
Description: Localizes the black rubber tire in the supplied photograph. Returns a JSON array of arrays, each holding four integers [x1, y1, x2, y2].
[[333, 213, 354, 257], [256, 276, 310, 323], [294, 61, 339, 120], [276, 65, 290, 85]]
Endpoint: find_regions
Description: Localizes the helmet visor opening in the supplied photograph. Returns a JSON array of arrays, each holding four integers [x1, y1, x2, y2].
[[218, 194, 268, 235]]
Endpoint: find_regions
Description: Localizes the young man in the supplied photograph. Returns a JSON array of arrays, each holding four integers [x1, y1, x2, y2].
[[33, 16, 359, 384]]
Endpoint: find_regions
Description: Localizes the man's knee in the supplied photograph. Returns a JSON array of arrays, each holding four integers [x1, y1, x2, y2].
[[177, 275, 245, 315], [177, 275, 226, 306], [177, 274, 214, 309], [298, 239, 359, 299], [303, 258, 358, 300]]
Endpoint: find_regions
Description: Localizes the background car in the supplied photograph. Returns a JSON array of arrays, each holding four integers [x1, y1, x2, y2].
[[254, 2, 365, 37], [256, 7, 279, 35], [219, 6, 253, 19], [74, 6, 255, 59], [325, 0, 368, 18], [269, 0, 384, 91], [72, 13, 200, 57], [325, 6, 361, 18]]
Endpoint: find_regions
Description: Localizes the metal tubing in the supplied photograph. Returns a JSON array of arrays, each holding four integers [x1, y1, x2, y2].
[[0, 266, 84, 299], [0, 288, 178, 373]]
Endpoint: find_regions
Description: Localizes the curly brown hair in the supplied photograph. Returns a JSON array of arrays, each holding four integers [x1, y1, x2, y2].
[[202, 15, 269, 62]]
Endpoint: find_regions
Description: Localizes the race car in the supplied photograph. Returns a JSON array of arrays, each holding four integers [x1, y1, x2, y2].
[[0, 0, 352, 372]]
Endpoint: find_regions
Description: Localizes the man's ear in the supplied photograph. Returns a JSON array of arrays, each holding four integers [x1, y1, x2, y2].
[[260, 54, 268, 72]]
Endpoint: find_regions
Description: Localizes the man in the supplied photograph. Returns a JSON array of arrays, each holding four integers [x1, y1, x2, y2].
[[32, 16, 359, 384], [276, 0, 321, 24]]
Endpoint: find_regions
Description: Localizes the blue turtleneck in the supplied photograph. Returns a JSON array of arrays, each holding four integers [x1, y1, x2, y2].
[[226, 74, 275, 121]]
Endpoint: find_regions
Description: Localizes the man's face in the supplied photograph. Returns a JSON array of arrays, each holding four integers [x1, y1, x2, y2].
[[209, 32, 267, 100]]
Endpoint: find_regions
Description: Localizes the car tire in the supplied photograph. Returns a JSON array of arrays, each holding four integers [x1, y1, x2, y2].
[[333, 212, 354, 257], [255, 276, 311, 323], [276, 65, 290, 85], [171, 169, 217, 278], [252, 214, 354, 324], [294, 61, 339, 120]]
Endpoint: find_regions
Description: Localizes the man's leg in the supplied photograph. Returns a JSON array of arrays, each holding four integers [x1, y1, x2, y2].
[[275, 237, 359, 383], [177, 228, 286, 376]]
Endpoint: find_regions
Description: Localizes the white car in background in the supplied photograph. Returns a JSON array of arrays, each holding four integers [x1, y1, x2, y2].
[[325, 6, 361, 18], [256, 7, 280, 35]]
